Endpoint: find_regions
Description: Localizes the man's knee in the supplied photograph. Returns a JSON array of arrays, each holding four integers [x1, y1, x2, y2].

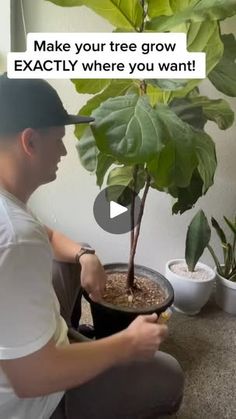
[[153, 351, 184, 414]]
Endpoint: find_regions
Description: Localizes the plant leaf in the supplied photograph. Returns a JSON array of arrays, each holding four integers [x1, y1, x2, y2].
[[211, 216, 227, 245], [76, 127, 115, 186], [170, 98, 206, 130], [147, 133, 197, 189], [147, 21, 223, 102], [224, 243, 234, 277], [96, 153, 115, 187], [47, 0, 143, 28], [76, 127, 98, 171], [149, 129, 216, 195], [190, 96, 234, 130], [207, 244, 224, 275], [146, 0, 236, 31], [88, 0, 143, 29], [106, 165, 146, 205], [91, 94, 165, 164], [185, 209, 211, 272], [146, 85, 172, 106], [194, 132, 216, 193], [229, 271, 236, 282], [72, 79, 110, 94], [108, 165, 145, 191], [147, 0, 195, 18], [188, 21, 223, 75], [46, 0, 83, 6], [208, 34, 236, 97], [223, 216, 236, 235], [74, 80, 134, 140], [147, 79, 190, 92], [171, 170, 204, 214]]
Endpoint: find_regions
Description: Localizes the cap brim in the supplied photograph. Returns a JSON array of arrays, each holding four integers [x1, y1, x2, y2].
[[65, 114, 95, 125]]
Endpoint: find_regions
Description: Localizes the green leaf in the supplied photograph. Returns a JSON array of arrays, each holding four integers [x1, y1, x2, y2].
[[113, 27, 136, 32], [147, 0, 192, 18], [194, 132, 216, 193], [147, 21, 223, 102], [147, 0, 172, 18], [72, 79, 110, 94], [96, 153, 115, 187], [171, 170, 204, 214], [223, 216, 236, 235], [207, 244, 224, 276], [74, 80, 134, 140], [47, 0, 143, 28], [146, 85, 172, 106], [170, 98, 206, 130], [229, 272, 236, 282], [107, 165, 145, 191], [91, 94, 165, 164], [185, 209, 211, 272], [86, 0, 143, 29], [208, 34, 236, 97], [147, 134, 197, 189], [190, 96, 234, 130], [147, 79, 190, 92], [46, 0, 83, 6], [211, 217, 227, 245], [76, 127, 98, 171], [76, 127, 115, 186], [146, 0, 236, 31], [188, 21, 223, 75], [223, 243, 234, 277], [106, 165, 146, 204]]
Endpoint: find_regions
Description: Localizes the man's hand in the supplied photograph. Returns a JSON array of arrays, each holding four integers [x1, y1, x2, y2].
[[124, 313, 168, 360], [80, 254, 107, 302]]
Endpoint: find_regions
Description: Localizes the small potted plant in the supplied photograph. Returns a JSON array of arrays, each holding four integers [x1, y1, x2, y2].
[[165, 210, 215, 315], [206, 214, 236, 315], [166, 210, 236, 316]]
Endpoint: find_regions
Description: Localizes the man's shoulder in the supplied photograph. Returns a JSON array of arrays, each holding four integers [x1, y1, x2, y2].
[[0, 195, 48, 248]]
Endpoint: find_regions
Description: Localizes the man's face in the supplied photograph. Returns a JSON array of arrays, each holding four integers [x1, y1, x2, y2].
[[32, 126, 67, 185]]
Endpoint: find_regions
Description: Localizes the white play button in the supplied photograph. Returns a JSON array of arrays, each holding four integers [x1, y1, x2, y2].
[[110, 201, 128, 219], [93, 186, 141, 234]]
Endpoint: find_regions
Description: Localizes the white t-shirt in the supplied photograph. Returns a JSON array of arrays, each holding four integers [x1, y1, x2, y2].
[[0, 188, 69, 419]]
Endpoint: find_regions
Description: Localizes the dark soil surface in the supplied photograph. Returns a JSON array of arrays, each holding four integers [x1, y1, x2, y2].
[[102, 272, 166, 309]]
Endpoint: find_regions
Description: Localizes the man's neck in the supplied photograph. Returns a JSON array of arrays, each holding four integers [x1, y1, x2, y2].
[[0, 161, 36, 204], [0, 180, 32, 204]]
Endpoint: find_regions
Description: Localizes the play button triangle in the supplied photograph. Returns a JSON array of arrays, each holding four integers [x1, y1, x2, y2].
[[110, 201, 128, 219]]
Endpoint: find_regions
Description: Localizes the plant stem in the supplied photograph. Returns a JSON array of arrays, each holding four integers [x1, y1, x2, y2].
[[140, 80, 147, 95], [130, 165, 139, 278], [140, 0, 146, 32], [130, 164, 138, 249], [126, 173, 151, 289], [127, 1, 147, 289]]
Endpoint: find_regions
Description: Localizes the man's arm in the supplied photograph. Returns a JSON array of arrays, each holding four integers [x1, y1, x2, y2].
[[45, 226, 82, 263], [45, 226, 106, 301], [1, 314, 168, 398]]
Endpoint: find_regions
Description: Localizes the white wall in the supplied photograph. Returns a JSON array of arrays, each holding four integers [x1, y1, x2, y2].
[[5, 1, 236, 272], [0, 0, 11, 72]]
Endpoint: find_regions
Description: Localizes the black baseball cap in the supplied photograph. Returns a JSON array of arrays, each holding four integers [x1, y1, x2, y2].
[[0, 73, 94, 135]]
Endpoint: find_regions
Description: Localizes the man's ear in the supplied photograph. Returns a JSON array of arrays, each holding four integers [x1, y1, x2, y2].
[[20, 128, 38, 157]]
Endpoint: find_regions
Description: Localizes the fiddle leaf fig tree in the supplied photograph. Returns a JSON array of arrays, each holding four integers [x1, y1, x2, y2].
[[47, 0, 236, 290]]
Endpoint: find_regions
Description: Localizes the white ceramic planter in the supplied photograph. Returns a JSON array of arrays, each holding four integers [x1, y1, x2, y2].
[[165, 259, 215, 315], [215, 271, 236, 315]]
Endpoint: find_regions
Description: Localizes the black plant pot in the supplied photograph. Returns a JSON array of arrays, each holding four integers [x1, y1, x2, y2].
[[83, 263, 174, 339]]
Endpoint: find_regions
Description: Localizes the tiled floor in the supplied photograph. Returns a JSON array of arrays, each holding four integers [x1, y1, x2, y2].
[[81, 295, 236, 419]]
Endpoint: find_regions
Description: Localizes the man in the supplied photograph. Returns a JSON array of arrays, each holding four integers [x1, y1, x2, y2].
[[0, 74, 184, 419]]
